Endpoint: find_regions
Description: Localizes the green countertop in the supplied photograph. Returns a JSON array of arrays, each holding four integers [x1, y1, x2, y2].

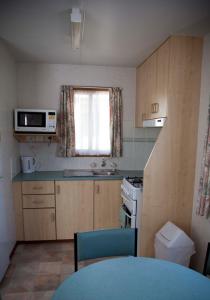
[[13, 170, 143, 182]]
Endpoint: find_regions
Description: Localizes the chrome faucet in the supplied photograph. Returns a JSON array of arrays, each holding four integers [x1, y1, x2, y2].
[[100, 158, 117, 171], [101, 158, 106, 167]]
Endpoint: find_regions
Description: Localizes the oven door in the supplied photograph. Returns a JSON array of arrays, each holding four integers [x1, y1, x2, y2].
[[120, 204, 136, 228], [15, 110, 47, 132], [121, 191, 137, 215]]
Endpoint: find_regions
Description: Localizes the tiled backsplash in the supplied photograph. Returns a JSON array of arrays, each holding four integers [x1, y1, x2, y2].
[[19, 138, 157, 171]]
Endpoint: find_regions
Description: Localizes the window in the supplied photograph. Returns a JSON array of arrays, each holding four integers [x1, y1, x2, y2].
[[74, 88, 111, 156]]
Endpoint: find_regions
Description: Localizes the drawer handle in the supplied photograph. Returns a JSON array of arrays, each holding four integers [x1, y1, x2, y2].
[[95, 185, 100, 194], [32, 200, 44, 205], [56, 185, 60, 194], [32, 186, 43, 190]]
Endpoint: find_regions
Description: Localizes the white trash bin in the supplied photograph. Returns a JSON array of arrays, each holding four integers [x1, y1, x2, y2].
[[155, 221, 195, 267]]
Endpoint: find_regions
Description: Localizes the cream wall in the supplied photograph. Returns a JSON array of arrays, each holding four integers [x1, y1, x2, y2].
[[191, 33, 210, 272], [0, 40, 19, 280], [17, 63, 159, 171]]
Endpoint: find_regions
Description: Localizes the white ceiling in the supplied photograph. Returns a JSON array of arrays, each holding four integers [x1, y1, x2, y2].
[[0, 0, 210, 67]]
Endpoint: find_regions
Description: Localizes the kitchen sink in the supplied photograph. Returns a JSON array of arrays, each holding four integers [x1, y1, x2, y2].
[[63, 169, 119, 177], [63, 169, 93, 177], [91, 169, 118, 176]]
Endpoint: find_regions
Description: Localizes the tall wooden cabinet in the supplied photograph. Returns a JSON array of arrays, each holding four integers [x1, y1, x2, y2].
[[135, 39, 170, 126], [138, 36, 203, 257]]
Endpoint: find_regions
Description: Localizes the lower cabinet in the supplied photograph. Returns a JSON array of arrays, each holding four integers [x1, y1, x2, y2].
[[13, 179, 122, 241], [94, 180, 121, 230], [24, 208, 56, 241], [56, 181, 94, 239]]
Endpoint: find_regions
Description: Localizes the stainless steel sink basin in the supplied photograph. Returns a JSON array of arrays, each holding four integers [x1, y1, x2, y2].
[[63, 169, 119, 177], [63, 169, 93, 177], [91, 169, 118, 176]]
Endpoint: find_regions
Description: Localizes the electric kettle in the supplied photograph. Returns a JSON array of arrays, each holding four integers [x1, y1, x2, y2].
[[21, 156, 36, 173]]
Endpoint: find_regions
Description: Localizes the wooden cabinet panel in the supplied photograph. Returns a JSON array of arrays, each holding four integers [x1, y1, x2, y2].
[[23, 195, 55, 208], [22, 181, 54, 194], [145, 52, 157, 120], [94, 180, 121, 230], [13, 182, 24, 241], [135, 63, 147, 127], [23, 208, 56, 241], [135, 40, 170, 125], [135, 52, 157, 126], [139, 36, 203, 257], [152, 40, 170, 119], [56, 181, 94, 239]]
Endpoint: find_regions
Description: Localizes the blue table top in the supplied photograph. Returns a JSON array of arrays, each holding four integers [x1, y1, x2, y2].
[[53, 257, 210, 300]]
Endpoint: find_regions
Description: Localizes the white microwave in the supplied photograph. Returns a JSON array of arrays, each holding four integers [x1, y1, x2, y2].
[[14, 109, 57, 133]]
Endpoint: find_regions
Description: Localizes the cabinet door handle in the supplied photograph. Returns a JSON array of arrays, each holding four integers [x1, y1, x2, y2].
[[151, 103, 159, 114], [32, 200, 44, 205], [51, 212, 55, 223], [33, 186, 43, 190], [95, 185, 100, 194], [56, 185, 60, 194], [155, 103, 159, 113]]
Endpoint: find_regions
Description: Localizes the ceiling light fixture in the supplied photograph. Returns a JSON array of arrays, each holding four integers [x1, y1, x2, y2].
[[70, 8, 84, 50]]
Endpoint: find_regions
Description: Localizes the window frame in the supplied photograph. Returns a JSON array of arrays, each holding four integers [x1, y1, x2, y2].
[[73, 86, 112, 157]]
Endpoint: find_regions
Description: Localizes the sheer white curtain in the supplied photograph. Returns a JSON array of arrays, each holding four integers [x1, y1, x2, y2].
[[74, 90, 111, 156]]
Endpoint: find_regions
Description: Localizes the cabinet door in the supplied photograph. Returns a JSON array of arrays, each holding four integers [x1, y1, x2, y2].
[[13, 182, 24, 241], [135, 53, 157, 126], [94, 180, 121, 230], [151, 40, 170, 119], [144, 52, 158, 120], [23, 208, 56, 241], [135, 63, 147, 127], [56, 181, 94, 239]]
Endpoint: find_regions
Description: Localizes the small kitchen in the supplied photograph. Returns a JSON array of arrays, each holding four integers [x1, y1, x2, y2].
[[12, 64, 147, 241], [0, 1, 210, 299]]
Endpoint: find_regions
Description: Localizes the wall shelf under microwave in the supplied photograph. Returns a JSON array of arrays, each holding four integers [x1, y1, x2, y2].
[[13, 133, 58, 143]]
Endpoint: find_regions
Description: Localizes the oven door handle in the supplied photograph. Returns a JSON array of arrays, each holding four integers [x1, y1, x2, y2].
[[121, 184, 130, 196], [121, 205, 132, 219], [121, 191, 136, 203], [123, 210, 132, 219]]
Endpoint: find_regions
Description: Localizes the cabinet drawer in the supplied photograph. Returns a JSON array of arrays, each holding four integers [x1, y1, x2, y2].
[[23, 208, 56, 241], [22, 181, 54, 194], [23, 195, 55, 208]]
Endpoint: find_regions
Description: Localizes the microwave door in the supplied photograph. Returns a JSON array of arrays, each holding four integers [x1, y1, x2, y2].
[[17, 111, 46, 132]]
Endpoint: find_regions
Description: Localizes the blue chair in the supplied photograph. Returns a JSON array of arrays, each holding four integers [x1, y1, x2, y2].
[[203, 242, 210, 276], [74, 228, 137, 271]]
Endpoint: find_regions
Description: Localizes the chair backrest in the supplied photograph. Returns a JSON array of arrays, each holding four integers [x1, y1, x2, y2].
[[74, 228, 137, 271], [203, 242, 210, 276]]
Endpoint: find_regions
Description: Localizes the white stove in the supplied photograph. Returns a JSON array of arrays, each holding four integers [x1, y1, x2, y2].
[[120, 176, 143, 228]]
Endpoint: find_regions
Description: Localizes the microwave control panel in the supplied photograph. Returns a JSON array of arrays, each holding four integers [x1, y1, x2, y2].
[[47, 112, 57, 131]]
